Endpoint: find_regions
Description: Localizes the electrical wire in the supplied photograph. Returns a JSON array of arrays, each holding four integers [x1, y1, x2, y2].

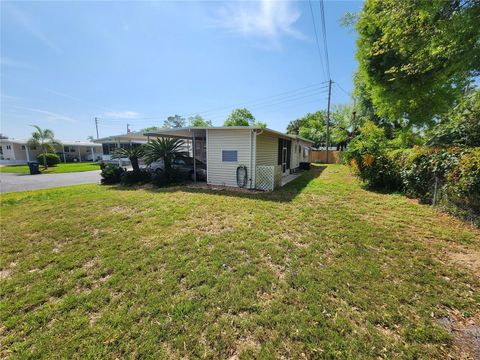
[[319, 0, 331, 80], [308, 0, 327, 82]]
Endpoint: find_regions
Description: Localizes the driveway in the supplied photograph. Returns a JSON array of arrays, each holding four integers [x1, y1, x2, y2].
[[0, 170, 101, 193]]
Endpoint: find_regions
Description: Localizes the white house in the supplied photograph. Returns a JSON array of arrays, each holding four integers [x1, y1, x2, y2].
[[144, 127, 313, 191], [0, 138, 102, 165]]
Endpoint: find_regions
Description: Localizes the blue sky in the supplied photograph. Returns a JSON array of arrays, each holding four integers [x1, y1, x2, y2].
[[1, 0, 362, 141]]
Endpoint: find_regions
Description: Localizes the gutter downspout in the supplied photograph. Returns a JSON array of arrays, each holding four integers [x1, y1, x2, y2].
[[252, 129, 263, 190], [192, 130, 197, 184], [25, 145, 30, 162], [249, 129, 254, 189]]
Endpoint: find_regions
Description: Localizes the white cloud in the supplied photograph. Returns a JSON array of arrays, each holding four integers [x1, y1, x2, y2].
[[5, 3, 63, 54], [25, 107, 77, 123], [210, 0, 304, 46], [103, 111, 140, 119], [0, 57, 33, 69]]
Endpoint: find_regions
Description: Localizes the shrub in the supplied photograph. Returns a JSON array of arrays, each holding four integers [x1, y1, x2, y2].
[[101, 164, 126, 184], [343, 121, 402, 190], [151, 169, 187, 187], [120, 169, 151, 186], [37, 153, 60, 166], [443, 148, 480, 221], [396, 147, 460, 203]]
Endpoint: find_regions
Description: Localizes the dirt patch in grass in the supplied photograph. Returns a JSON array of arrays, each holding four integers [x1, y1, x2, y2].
[[438, 310, 480, 359], [446, 248, 480, 276]]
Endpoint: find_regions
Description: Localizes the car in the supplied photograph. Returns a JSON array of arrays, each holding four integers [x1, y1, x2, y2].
[[56, 152, 79, 162], [148, 157, 206, 180]]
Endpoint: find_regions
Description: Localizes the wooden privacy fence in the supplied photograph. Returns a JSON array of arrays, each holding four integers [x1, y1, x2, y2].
[[309, 150, 343, 164]]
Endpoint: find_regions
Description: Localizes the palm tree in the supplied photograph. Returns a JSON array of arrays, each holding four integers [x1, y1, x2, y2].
[[144, 137, 184, 170], [112, 145, 145, 172], [27, 125, 61, 168]]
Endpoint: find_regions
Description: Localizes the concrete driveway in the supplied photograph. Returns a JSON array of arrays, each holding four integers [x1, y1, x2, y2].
[[0, 170, 101, 193]]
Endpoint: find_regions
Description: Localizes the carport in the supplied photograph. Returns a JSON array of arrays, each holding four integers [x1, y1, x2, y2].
[[144, 128, 207, 182]]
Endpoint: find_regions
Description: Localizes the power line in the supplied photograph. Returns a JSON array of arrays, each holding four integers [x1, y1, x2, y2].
[[97, 83, 329, 122], [308, 0, 327, 81], [334, 82, 350, 96], [319, 0, 331, 80]]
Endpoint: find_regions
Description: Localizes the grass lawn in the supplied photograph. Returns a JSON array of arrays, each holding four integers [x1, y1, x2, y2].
[[0, 162, 100, 174], [1, 165, 479, 358]]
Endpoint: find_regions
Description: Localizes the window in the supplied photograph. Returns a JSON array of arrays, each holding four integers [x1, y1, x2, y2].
[[222, 150, 237, 162], [299, 146, 302, 155], [21, 145, 25, 150], [6, 145, 11, 150], [102, 143, 117, 155]]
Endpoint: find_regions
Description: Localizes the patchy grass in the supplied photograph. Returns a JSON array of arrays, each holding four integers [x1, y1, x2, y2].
[[0, 162, 100, 174], [1, 165, 479, 358]]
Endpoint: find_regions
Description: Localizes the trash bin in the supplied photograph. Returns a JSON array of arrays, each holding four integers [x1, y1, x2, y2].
[[299, 162, 311, 170], [27, 162, 41, 175]]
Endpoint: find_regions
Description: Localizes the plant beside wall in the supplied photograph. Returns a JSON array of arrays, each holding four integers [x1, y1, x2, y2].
[[100, 164, 126, 184]]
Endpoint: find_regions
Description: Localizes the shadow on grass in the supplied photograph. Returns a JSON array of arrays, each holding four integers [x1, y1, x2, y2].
[[107, 166, 327, 203]]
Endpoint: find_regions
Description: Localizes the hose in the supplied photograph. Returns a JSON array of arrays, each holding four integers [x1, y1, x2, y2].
[[236, 165, 248, 188]]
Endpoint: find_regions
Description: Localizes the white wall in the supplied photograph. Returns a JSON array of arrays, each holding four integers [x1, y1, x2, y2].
[[206, 129, 255, 188], [256, 132, 278, 166]]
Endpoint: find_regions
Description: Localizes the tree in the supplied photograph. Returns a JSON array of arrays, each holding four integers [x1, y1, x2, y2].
[[164, 115, 186, 128], [87, 135, 95, 142], [188, 115, 212, 127], [286, 117, 310, 135], [144, 138, 184, 170], [27, 125, 61, 168], [355, 0, 480, 126], [223, 108, 266, 127], [427, 90, 480, 147], [112, 145, 145, 172], [141, 126, 162, 133], [330, 104, 358, 150], [296, 111, 327, 148]]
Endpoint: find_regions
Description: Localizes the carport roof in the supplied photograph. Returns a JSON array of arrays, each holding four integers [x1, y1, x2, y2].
[[144, 126, 314, 144]]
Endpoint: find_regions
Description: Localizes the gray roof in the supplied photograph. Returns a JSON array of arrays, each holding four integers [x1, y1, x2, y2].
[[144, 126, 314, 144]]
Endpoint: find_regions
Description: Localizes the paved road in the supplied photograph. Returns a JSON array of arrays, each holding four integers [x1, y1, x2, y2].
[[0, 170, 102, 193]]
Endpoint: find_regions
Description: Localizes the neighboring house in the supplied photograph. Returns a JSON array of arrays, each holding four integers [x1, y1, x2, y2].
[[0, 138, 102, 165], [93, 132, 150, 161], [144, 126, 313, 191]]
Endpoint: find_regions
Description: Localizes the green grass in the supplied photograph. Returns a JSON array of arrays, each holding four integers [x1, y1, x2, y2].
[[1, 165, 479, 358], [0, 162, 100, 174]]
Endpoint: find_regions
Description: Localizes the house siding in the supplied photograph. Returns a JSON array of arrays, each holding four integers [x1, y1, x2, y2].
[[206, 129, 255, 188], [256, 132, 278, 166]]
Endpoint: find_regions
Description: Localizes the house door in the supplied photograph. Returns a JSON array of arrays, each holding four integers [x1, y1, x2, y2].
[[278, 138, 291, 175]]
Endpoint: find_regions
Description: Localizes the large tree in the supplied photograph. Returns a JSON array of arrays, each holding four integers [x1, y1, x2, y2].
[[188, 115, 212, 127], [223, 108, 266, 128], [27, 125, 61, 168], [164, 115, 186, 128], [355, 0, 480, 126]]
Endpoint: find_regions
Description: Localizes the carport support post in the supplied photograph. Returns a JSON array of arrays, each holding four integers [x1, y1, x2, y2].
[[25, 145, 30, 162], [78, 146, 81, 162], [62, 145, 67, 163], [91, 146, 95, 162], [192, 131, 197, 183]]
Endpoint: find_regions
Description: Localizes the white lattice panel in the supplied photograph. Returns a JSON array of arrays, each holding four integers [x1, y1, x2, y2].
[[255, 166, 275, 191]]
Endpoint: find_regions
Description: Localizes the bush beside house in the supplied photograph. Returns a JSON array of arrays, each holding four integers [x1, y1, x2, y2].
[[344, 121, 480, 224]]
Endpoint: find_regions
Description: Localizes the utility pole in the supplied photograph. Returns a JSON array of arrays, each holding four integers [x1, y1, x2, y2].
[[95, 117, 99, 139], [127, 123, 130, 133], [326, 79, 332, 164]]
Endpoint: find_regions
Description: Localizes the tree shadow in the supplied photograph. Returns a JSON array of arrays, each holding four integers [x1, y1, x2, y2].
[[108, 166, 327, 203]]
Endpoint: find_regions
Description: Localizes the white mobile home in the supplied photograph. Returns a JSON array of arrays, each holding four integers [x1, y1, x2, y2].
[[0, 138, 102, 165], [144, 127, 313, 191]]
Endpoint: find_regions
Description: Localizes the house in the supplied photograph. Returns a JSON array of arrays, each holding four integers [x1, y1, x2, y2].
[[0, 138, 102, 165], [144, 127, 313, 191]]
